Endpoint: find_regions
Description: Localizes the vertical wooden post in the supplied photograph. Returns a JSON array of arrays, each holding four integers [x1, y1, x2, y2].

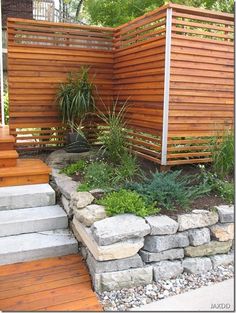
[[161, 7, 172, 165]]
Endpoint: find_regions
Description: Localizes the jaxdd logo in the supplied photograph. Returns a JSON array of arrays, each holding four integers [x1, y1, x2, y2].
[[211, 303, 231, 310]]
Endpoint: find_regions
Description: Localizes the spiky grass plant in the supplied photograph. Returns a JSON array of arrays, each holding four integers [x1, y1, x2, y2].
[[97, 98, 129, 163], [211, 128, 234, 179], [57, 66, 95, 132]]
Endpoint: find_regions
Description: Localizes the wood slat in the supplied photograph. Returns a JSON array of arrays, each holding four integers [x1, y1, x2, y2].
[[0, 255, 102, 311]]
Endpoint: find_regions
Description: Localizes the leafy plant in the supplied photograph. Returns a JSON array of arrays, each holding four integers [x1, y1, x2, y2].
[[98, 189, 159, 217], [127, 170, 211, 211], [3, 92, 9, 124], [82, 161, 114, 190], [114, 151, 141, 183], [200, 167, 234, 204], [97, 99, 128, 163], [211, 129, 234, 179], [60, 159, 86, 176], [57, 66, 95, 131]]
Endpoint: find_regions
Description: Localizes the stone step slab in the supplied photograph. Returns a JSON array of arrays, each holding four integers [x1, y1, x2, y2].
[[86, 251, 143, 274], [215, 205, 234, 223], [210, 223, 234, 242], [145, 215, 178, 235], [0, 229, 78, 265], [91, 214, 150, 246], [188, 227, 210, 246], [93, 266, 153, 293], [183, 257, 212, 274], [178, 210, 218, 231], [0, 184, 55, 211], [184, 240, 232, 257], [0, 205, 68, 237], [71, 218, 144, 261], [144, 232, 189, 253], [140, 248, 184, 263], [153, 260, 183, 281]]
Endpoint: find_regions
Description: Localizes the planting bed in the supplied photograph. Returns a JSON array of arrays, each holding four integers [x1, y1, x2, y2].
[[48, 149, 234, 294]]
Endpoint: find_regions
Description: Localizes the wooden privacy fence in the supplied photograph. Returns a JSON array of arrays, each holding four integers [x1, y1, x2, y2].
[[7, 3, 234, 166]]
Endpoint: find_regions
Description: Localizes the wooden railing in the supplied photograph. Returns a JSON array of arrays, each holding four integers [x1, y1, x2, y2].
[[7, 4, 234, 166]]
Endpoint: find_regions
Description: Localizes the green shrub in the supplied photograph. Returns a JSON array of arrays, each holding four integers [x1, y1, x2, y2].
[[200, 168, 234, 204], [127, 170, 211, 211], [211, 129, 234, 179], [98, 189, 159, 217], [60, 159, 86, 176]]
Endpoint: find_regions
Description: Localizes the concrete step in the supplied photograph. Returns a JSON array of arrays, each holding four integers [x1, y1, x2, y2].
[[0, 230, 78, 265], [0, 205, 68, 237], [0, 183, 55, 211]]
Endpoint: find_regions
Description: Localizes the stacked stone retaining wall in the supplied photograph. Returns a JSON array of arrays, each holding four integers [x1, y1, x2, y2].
[[51, 169, 234, 293]]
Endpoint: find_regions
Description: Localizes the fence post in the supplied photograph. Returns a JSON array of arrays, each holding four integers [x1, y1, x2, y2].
[[161, 7, 172, 165]]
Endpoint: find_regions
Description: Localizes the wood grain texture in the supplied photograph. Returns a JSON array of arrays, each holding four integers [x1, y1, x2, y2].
[[7, 4, 234, 165], [167, 6, 233, 165], [0, 254, 103, 311]]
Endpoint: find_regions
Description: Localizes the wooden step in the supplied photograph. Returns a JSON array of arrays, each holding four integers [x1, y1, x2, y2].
[[0, 127, 15, 151], [0, 150, 19, 168], [0, 159, 51, 187]]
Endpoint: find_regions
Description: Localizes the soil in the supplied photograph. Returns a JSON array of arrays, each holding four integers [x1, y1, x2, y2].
[[20, 150, 232, 216], [19, 150, 51, 162]]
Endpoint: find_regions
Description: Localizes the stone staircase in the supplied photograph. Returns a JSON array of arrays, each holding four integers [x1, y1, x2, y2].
[[0, 183, 78, 265], [0, 126, 78, 265]]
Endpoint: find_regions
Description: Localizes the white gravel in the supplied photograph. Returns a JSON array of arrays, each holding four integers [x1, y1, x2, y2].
[[99, 264, 234, 311]]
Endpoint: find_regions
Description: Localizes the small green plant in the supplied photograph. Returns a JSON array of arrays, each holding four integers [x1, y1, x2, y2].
[[127, 170, 211, 211], [114, 151, 141, 183], [97, 99, 128, 163], [211, 129, 234, 179], [200, 167, 234, 204], [4, 92, 9, 124], [83, 161, 115, 190], [57, 66, 95, 131], [98, 189, 159, 217], [60, 159, 86, 176]]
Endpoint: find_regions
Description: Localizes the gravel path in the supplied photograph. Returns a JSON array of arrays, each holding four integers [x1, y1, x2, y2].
[[99, 264, 234, 311]]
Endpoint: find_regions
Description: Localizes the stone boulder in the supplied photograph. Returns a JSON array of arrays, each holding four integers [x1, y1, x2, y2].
[[178, 210, 218, 231], [183, 257, 212, 274], [93, 266, 153, 293], [144, 232, 189, 253], [184, 240, 232, 257], [215, 205, 234, 223], [210, 252, 234, 268], [140, 248, 184, 263], [71, 218, 144, 261], [75, 204, 107, 227], [52, 169, 78, 199], [153, 260, 183, 280], [188, 228, 210, 246], [61, 195, 73, 217], [91, 214, 150, 246], [210, 223, 234, 242], [46, 149, 91, 169], [86, 251, 143, 274], [145, 215, 178, 235], [70, 192, 94, 210]]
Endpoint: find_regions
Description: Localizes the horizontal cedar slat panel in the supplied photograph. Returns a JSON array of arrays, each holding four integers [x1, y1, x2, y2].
[[7, 5, 234, 166]]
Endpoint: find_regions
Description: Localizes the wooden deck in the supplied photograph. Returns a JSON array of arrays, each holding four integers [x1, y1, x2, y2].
[[0, 254, 103, 311]]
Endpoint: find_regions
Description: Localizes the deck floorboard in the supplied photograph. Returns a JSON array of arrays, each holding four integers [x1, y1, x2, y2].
[[0, 254, 103, 311]]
